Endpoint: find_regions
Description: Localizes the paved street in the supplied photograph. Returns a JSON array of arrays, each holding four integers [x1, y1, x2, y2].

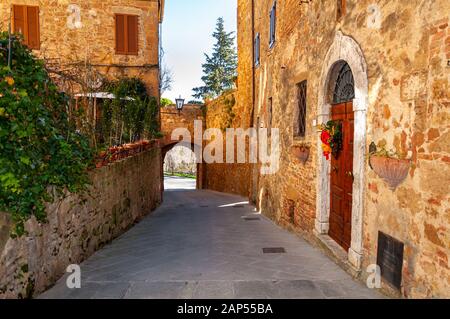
[[164, 175, 197, 190], [39, 177, 382, 299]]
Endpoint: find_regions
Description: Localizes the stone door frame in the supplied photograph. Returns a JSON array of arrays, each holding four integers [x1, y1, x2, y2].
[[315, 31, 368, 270]]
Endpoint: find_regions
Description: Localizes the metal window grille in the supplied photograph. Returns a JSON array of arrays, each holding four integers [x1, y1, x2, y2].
[[333, 62, 355, 104], [295, 81, 307, 137]]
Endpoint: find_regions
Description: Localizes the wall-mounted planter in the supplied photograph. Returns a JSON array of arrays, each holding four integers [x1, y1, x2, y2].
[[291, 145, 310, 164], [369, 155, 411, 190]]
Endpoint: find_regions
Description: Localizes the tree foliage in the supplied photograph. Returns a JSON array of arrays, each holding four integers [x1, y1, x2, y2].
[[160, 97, 173, 107], [101, 78, 161, 146], [193, 17, 237, 100], [160, 64, 174, 95], [0, 33, 94, 235]]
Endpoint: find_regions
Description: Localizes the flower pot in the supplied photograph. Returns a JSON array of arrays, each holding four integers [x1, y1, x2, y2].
[[369, 155, 410, 190], [291, 145, 310, 164]]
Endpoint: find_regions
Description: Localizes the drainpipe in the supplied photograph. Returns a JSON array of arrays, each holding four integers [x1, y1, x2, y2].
[[249, 0, 258, 205], [249, 0, 256, 128]]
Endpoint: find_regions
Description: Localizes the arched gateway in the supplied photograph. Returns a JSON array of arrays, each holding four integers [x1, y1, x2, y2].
[[315, 32, 369, 270]]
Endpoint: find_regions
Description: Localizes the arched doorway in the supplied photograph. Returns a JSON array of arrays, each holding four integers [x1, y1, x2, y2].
[[328, 61, 355, 251], [315, 31, 368, 270], [162, 141, 206, 191], [163, 144, 197, 190]]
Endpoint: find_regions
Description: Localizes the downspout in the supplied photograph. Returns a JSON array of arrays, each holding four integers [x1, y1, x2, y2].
[[158, 0, 164, 197], [250, 0, 255, 128]]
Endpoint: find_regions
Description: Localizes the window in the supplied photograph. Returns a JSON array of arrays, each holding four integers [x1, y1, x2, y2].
[[115, 14, 139, 55], [254, 33, 260, 66], [337, 0, 346, 20], [294, 81, 307, 138], [13, 5, 40, 50], [269, 1, 276, 48]]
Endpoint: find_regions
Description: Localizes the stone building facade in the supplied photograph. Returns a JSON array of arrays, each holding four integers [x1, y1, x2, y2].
[[0, 0, 164, 98], [234, 0, 449, 298], [203, 91, 252, 196]]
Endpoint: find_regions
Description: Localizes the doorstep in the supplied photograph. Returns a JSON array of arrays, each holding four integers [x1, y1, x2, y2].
[[313, 231, 361, 279]]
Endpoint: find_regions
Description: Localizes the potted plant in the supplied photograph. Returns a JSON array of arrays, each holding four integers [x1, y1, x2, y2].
[[320, 120, 342, 160], [291, 143, 310, 164], [369, 147, 411, 190]]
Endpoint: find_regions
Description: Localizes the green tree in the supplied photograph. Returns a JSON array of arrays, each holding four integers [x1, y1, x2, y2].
[[193, 17, 237, 99], [160, 97, 173, 107]]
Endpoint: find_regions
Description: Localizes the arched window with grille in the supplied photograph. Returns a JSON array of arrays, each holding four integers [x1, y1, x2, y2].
[[333, 62, 355, 104]]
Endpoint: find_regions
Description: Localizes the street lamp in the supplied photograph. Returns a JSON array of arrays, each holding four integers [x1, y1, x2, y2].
[[175, 95, 185, 114]]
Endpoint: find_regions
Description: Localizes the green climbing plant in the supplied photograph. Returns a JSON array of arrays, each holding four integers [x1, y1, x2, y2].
[[0, 32, 95, 236]]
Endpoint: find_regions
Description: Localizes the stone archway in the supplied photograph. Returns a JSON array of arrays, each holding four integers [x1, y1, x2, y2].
[[162, 141, 206, 190], [315, 31, 368, 270]]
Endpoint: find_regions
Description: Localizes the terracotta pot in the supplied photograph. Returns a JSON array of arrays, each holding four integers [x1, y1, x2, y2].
[[291, 145, 310, 164], [369, 155, 410, 190]]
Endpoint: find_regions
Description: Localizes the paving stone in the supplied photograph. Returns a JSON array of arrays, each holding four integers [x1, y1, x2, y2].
[[192, 281, 234, 299], [39, 177, 384, 299], [124, 281, 195, 299]]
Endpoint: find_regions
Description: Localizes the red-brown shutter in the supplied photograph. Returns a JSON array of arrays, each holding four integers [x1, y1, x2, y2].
[[127, 15, 139, 55], [27, 6, 40, 49], [115, 14, 126, 54], [13, 5, 26, 37]]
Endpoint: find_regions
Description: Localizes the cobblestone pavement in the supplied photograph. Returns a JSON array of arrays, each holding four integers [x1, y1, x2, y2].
[[39, 178, 383, 299]]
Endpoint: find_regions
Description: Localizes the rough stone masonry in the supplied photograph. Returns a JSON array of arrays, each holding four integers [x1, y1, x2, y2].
[[0, 149, 162, 298], [202, 0, 450, 298]]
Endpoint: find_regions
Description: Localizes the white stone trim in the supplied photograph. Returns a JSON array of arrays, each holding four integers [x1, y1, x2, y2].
[[315, 31, 368, 271]]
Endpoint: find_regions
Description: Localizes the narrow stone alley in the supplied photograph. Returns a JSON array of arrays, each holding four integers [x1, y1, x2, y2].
[[39, 177, 382, 299]]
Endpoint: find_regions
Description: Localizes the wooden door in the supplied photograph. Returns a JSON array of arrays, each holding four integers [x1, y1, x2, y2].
[[329, 102, 354, 251]]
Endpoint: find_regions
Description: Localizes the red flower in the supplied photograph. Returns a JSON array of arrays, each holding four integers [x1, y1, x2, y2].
[[320, 130, 331, 145]]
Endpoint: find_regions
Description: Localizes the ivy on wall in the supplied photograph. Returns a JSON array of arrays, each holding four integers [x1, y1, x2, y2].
[[0, 33, 94, 236], [221, 93, 236, 131]]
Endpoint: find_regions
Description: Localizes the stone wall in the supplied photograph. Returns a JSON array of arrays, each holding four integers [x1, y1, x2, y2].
[[0, 0, 162, 97], [0, 148, 162, 298], [236, 0, 449, 298], [160, 104, 205, 144], [203, 91, 252, 197]]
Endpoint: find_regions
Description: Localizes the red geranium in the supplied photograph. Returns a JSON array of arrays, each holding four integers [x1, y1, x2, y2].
[[320, 130, 331, 145]]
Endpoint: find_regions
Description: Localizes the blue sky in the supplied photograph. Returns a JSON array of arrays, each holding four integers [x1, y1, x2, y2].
[[162, 0, 237, 102]]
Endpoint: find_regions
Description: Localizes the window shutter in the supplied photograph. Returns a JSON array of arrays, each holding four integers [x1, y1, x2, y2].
[[115, 14, 126, 54], [27, 6, 40, 49], [13, 5, 26, 37], [127, 15, 139, 55]]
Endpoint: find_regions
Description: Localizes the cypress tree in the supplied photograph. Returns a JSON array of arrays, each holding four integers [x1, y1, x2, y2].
[[193, 17, 237, 100]]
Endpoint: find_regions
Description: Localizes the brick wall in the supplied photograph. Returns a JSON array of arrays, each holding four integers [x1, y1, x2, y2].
[[237, 0, 449, 298], [0, 148, 162, 298], [203, 91, 252, 197]]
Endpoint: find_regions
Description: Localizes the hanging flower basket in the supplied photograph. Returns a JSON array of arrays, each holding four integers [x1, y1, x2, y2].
[[369, 155, 410, 190], [291, 145, 310, 164], [320, 120, 343, 160]]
